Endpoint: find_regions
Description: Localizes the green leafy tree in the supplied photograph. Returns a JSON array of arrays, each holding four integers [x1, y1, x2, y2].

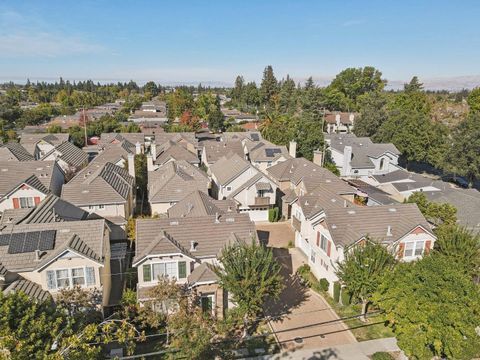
[[467, 87, 480, 113], [47, 124, 63, 134], [434, 225, 480, 280], [325, 66, 385, 110], [207, 95, 225, 132], [214, 241, 284, 338], [336, 241, 396, 321], [278, 75, 297, 114], [373, 256, 480, 360], [405, 192, 457, 227], [445, 112, 480, 184], [354, 91, 389, 137], [143, 81, 159, 98], [231, 75, 245, 104]]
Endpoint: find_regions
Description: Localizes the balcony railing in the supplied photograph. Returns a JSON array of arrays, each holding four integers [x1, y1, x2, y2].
[[254, 197, 270, 206], [292, 215, 301, 232]]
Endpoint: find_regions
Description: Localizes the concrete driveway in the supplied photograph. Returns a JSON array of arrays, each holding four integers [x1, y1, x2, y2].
[[264, 246, 356, 352], [256, 222, 295, 247]]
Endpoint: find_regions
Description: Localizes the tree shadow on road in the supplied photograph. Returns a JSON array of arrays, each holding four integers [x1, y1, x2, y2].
[[265, 247, 309, 321]]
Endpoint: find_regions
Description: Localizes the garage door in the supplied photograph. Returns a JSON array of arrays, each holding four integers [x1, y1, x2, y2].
[[247, 209, 269, 222]]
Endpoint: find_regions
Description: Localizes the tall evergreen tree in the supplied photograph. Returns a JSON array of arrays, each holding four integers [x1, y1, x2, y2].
[[260, 65, 278, 110]]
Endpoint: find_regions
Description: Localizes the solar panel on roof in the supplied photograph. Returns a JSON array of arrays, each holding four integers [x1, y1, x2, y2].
[[251, 134, 260, 141], [39, 230, 56, 251], [0, 234, 10, 246], [8, 233, 26, 254], [265, 148, 282, 158], [23, 231, 41, 252]]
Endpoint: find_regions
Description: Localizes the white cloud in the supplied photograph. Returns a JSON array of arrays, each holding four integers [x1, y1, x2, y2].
[[0, 9, 105, 57]]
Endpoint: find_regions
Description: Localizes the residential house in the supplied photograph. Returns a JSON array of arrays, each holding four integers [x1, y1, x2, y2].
[[20, 133, 70, 159], [200, 140, 245, 170], [243, 139, 291, 173], [132, 213, 256, 316], [0, 219, 112, 307], [0, 161, 64, 213], [326, 133, 401, 178], [325, 112, 356, 134], [61, 150, 135, 239], [369, 169, 480, 233], [39, 141, 89, 173], [226, 172, 278, 222], [292, 197, 436, 295], [167, 190, 237, 218], [209, 153, 257, 200], [147, 140, 199, 171], [148, 161, 209, 215], [0, 142, 34, 161], [266, 157, 356, 219]]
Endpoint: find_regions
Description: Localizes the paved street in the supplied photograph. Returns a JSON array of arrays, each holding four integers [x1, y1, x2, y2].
[[251, 337, 405, 360], [260, 223, 356, 353]]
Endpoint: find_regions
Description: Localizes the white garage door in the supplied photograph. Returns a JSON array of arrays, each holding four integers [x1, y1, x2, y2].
[[247, 209, 269, 222]]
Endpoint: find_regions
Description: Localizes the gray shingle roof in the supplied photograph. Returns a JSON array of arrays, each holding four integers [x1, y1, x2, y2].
[[245, 140, 290, 162], [0, 142, 34, 161], [134, 214, 256, 263], [62, 162, 134, 206], [324, 203, 433, 247], [0, 161, 57, 197], [210, 153, 251, 186], [0, 219, 106, 272], [148, 161, 209, 204], [347, 179, 398, 205], [43, 141, 88, 168], [371, 169, 411, 184], [155, 141, 199, 165], [202, 140, 245, 164], [3, 278, 52, 302], [167, 190, 236, 218], [326, 133, 400, 169], [20, 133, 69, 155], [188, 262, 218, 285]]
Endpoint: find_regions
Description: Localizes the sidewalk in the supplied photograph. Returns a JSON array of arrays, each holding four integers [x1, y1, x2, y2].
[[250, 337, 406, 360]]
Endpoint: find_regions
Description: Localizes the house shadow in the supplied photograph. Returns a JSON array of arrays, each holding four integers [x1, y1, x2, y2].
[[265, 247, 309, 321]]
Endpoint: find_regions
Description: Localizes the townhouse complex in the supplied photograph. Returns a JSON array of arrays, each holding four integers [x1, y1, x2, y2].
[[0, 124, 476, 317]]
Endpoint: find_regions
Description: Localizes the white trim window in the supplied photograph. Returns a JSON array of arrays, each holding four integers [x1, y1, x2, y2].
[[320, 234, 328, 252], [200, 293, 215, 314], [142, 261, 187, 282], [19, 197, 35, 208], [310, 249, 316, 263], [46, 267, 96, 290], [404, 241, 425, 258]]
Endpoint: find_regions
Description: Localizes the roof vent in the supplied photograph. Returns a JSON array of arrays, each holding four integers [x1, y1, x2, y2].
[[169, 220, 179, 226], [1, 169, 7, 172], [332, 224, 337, 229], [34, 249, 46, 261], [226, 217, 235, 223], [347, 210, 356, 215], [190, 240, 197, 251], [388, 208, 397, 212], [387, 225, 393, 236], [325, 179, 331, 183], [81, 190, 89, 194]]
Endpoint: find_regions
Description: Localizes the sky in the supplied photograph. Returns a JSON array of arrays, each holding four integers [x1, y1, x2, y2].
[[0, 0, 480, 88]]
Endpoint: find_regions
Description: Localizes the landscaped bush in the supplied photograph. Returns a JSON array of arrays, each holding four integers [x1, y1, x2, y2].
[[333, 282, 340, 303], [341, 288, 351, 306], [319, 278, 329, 292], [371, 351, 395, 360], [268, 207, 280, 222]]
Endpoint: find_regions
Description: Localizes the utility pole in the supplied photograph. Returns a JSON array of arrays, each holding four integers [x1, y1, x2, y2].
[[321, 107, 326, 166], [83, 106, 88, 147]]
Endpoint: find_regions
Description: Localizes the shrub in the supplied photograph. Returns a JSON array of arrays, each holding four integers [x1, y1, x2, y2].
[[333, 282, 341, 303], [341, 288, 351, 306], [268, 208, 274, 222], [319, 278, 329, 292], [287, 240, 294, 248], [371, 352, 395, 360]]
